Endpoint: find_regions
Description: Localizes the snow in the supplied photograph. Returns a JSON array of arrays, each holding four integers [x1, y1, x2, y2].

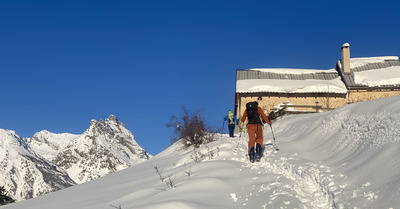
[[0, 129, 75, 201], [236, 77, 347, 94], [29, 130, 80, 160], [237, 68, 347, 94], [248, 68, 338, 75], [26, 116, 148, 184], [2, 96, 400, 208], [244, 58, 400, 91], [354, 66, 400, 87], [0, 129, 31, 157], [349, 56, 399, 69]]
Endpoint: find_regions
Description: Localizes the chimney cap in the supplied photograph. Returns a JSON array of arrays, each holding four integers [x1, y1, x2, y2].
[[341, 43, 350, 48]]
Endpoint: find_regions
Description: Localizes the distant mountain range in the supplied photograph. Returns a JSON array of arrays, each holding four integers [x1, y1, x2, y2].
[[0, 115, 149, 201]]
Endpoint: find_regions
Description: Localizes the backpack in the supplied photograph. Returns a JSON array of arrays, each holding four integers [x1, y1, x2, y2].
[[228, 112, 235, 124], [246, 101, 260, 124]]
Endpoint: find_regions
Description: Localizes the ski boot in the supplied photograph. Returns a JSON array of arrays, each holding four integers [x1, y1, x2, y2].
[[256, 144, 262, 162], [249, 155, 255, 163], [256, 154, 261, 162], [249, 147, 255, 163]]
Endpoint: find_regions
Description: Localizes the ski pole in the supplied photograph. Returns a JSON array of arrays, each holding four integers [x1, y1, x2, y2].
[[237, 124, 244, 138], [236, 124, 244, 132], [269, 124, 279, 151], [221, 120, 225, 134]]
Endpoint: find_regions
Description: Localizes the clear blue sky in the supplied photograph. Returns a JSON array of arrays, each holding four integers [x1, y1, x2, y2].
[[1, 0, 400, 154]]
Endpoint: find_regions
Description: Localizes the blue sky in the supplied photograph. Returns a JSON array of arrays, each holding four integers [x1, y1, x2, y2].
[[1, 0, 400, 154]]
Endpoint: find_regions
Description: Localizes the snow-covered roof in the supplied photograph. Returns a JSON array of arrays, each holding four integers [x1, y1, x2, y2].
[[354, 66, 400, 87], [237, 77, 348, 94], [238, 55, 400, 93], [350, 56, 399, 69], [248, 68, 338, 75], [337, 56, 400, 88], [236, 68, 347, 94]]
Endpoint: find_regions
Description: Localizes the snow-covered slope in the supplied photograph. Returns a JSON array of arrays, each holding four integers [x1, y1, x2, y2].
[[3, 96, 400, 208], [28, 115, 149, 184], [0, 129, 75, 201]]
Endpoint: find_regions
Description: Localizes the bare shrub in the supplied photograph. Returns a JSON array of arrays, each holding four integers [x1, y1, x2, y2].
[[184, 166, 192, 178], [165, 174, 176, 189], [154, 165, 164, 182], [190, 146, 220, 163], [190, 150, 206, 163], [154, 165, 176, 189], [166, 107, 217, 148], [110, 204, 122, 209]]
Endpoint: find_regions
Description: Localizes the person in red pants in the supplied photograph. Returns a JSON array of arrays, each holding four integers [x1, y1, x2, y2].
[[240, 101, 271, 163]]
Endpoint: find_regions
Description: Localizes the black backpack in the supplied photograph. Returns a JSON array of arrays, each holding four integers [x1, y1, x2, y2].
[[246, 101, 261, 124]]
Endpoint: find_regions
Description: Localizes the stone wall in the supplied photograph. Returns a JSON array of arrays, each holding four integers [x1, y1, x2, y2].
[[348, 90, 400, 103], [236, 95, 347, 119], [236, 90, 400, 120]]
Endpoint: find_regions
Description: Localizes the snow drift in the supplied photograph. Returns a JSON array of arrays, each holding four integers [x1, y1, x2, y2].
[[2, 96, 400, 208]]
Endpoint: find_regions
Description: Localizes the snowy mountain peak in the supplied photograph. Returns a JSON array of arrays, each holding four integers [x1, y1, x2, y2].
[[107, 114, 119, 123], [90, 119, 97, 125], [1, 115, 149, 202], [0, 129, 31, 156], [86, 115, 127, 137], [0, 129, 17, 145], [44, 115, 149, 184], [0, 129, 75, 202], [29, 130, 80, 161]]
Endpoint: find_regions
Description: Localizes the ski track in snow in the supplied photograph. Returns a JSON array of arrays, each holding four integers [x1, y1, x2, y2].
[[229, 136, 346, 209]]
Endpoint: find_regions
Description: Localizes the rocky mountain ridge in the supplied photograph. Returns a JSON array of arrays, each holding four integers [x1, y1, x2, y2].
[[0, 115, 149, 201], [0, 129, 76, 201]]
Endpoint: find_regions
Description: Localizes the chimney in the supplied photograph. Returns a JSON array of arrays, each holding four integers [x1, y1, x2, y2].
[[341, 43, 351, 75]]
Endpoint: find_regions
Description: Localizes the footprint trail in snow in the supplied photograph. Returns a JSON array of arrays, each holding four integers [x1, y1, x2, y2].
[[230, 136, 347, 209]]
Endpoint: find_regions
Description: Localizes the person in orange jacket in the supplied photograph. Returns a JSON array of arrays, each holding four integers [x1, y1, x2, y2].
[[240, 101, 271, 163]]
